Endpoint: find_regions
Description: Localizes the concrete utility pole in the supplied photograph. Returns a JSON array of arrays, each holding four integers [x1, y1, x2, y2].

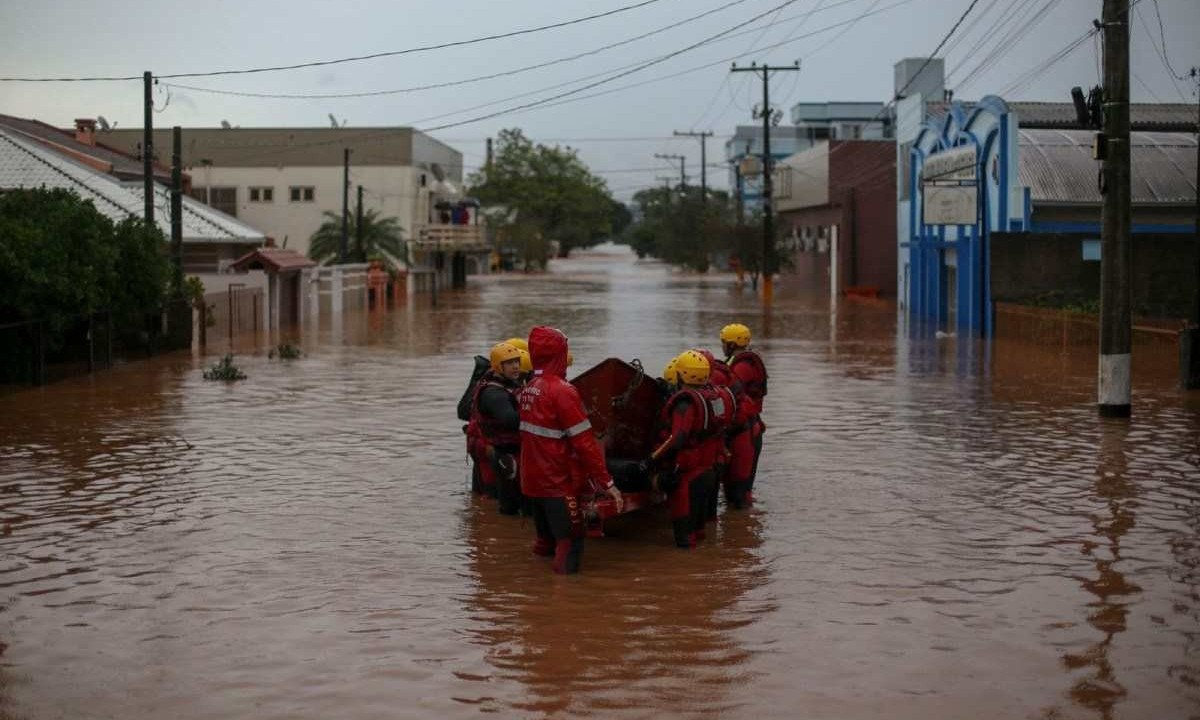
[[142, 71, 154, 230], [1098, 0, 1131, 417], [340, 148, 350, 263], [1182, 66, 1200, 389], [673, 130, 713, 207], [731, 60, 800, 305], [485, 137, 494, 177], [654, 153, 686, 191], [170, 126, 183, 295]]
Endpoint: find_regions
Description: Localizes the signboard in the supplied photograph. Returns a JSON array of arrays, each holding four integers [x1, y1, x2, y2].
[[922, 145, 976, 182], [739, 156, 762, 177], [921, 145, 978, 225]]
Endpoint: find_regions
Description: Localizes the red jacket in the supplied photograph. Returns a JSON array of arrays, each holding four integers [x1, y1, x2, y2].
[[728, 349, 767, 418], [518, 326, 613, 498]]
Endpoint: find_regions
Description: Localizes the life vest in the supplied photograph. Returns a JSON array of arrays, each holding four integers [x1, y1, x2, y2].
[[729, 350, 768, 402], [662, 384, 736, 444], [708, 357, 735, 388], [467, 374, 520, 452]]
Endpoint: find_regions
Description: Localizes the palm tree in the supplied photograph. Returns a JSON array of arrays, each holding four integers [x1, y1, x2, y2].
[[307, 209, 407, 267]]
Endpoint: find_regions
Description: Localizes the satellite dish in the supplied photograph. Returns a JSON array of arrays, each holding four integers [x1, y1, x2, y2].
[[328, 114, 339, 129], [220, 120, 232, 129], [96, 116, 111, 131], [430, 163, 446, 182]]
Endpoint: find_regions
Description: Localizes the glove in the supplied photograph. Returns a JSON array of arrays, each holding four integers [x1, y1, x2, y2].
[[496, 453, 517, 481]]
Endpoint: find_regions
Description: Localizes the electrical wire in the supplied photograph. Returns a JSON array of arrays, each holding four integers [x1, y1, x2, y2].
[[0, 0, 669, 82], [1135, 4, 1189, 102], [162, 0, 754, 99]]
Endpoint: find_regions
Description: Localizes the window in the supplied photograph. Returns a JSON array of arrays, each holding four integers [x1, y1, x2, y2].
[[290, 186, 315, 202], [249, 186, 273, 203], [208, 187, 237, 217]]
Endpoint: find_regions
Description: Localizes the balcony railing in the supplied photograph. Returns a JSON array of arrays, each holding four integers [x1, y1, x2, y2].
[[412, 224, 489, 252]]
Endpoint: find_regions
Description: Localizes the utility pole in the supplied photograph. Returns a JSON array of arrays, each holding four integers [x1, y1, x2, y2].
[[355, 184, 364, 262], [1098, 0, 1131, 417], [171, 126, 183, 295], [673, 130, 713, 207], [340, 148, 350, 263], [142, 71, 154, 230], [654, 153, 686, 191], [732, 60, 800, 304], [1182, 66, 1200, 389], [485, 137, 494, 177]]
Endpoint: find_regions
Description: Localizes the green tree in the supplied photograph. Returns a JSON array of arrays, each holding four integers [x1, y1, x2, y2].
[[468, 128, 621, 259], [308, 209, 407, 267], [0, 188, 168, 334]]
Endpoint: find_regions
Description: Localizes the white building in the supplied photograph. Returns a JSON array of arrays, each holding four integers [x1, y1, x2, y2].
[[96, 127, 479, 275]]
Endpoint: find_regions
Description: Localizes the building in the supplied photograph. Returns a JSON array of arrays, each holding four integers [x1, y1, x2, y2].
[[775, 139, 897, 297], [902, 96, 1197, 335], [0, 114, 174, 186], [726, 125, 811, 213], [95, 126, 490, 289], [0, 126, 265, 273]]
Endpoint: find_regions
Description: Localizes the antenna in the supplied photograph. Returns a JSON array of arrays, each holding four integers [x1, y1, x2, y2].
[[220, 120, 232, 129], [96, 116, 110, 131]]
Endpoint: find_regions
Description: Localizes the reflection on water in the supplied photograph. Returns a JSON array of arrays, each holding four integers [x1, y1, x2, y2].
[[0, 244, 1198, 719]]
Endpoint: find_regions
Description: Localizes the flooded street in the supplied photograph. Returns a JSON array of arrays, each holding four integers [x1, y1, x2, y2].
[[1, 244, 1198, 719]]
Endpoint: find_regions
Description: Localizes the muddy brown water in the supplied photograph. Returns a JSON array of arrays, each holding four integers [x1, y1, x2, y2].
[[1, 244, 1198, 719]]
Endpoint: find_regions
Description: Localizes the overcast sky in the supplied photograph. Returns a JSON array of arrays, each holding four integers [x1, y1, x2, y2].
[[2, 0, 1197, 198]]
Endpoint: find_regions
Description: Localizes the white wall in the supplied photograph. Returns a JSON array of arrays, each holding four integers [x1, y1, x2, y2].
[[190, 165, 429, 261]]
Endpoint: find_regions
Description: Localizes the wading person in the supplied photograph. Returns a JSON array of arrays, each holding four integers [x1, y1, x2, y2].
[[720, 323, 768, 508], [519, 326, 622, 574], [643, 350, 733, 548], [466, 342, 524, 512]]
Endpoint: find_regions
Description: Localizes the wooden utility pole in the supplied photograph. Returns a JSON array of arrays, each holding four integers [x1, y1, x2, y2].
[[731, 61, 800, 305], [673, 130, 713, 207], [654, 153, 686, 191], [355, 185, 364, 261], [1098, 0, 1131, 417], [340, 148, 350, 263], [142, 71, 154, 230], [171, 126, 183, 295]]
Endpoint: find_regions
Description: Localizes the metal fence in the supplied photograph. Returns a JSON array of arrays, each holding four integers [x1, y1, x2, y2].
[[0, 301, 192, 390]]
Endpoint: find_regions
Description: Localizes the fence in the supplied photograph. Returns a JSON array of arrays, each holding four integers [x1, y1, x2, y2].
[[0, 301, 192, 390], [198, 286, 264, 345]]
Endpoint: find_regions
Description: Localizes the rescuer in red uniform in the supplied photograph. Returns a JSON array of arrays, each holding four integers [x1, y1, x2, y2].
[[643, 350, 734, 548], [696, 348, 736, 519], [466, 342, 525, 512], [721, 323, 768, 509], [519, 326, 623, 574]]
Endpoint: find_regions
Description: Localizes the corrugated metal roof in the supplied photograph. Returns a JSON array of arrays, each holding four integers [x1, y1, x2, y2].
[[1017, 128, 1197, 205], [0, 128, 266, 243], [927, 101, 1197, 131]]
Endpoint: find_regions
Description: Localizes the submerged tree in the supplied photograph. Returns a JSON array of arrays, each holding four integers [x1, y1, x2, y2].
[[308, 209, 407, 268], [468, 128, 622, 259]]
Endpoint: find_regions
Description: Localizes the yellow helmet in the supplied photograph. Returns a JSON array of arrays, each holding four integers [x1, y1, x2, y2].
[[505, 337, 529, 352], [661, 356, 679, 385], [489, 342, 521, 373], [518, 348, 533, 374], [720, 323, 751, 348], [674, 350, 710, 386]]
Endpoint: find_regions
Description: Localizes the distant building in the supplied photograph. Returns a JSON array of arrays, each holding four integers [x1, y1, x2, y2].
[[96, 126, 488, 289], [775, 139, 897, 297]]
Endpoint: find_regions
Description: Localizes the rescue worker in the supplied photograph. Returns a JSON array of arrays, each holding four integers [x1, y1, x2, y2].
[[519, 326, 623, 574], [642, 350, 733, 548], [696, 349, 737, 520], [466, 342, 524, 513], [517, 348, 534, 385], [720, 323, 768, 509]]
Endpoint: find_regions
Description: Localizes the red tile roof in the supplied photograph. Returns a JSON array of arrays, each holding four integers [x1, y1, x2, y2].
[[230, 248, 316, 273]]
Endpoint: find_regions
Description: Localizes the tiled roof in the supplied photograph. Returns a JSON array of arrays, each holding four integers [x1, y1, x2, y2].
[[0, 128, 266, 243], [1018, 128, 1197, 205], [0, 113, 171, 180], [230, 248, 316, 272]]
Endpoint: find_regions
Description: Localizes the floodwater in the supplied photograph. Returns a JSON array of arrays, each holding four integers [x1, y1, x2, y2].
[[1, 244, 1198, 720]]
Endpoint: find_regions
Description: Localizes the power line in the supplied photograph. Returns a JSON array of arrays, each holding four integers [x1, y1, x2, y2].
[[0, 0, 669, 82], [161, 0, 754, 99], [891, 0, 983, 104], [1150, 0, 1189, 81], [1135, 3, 1189, 101]]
